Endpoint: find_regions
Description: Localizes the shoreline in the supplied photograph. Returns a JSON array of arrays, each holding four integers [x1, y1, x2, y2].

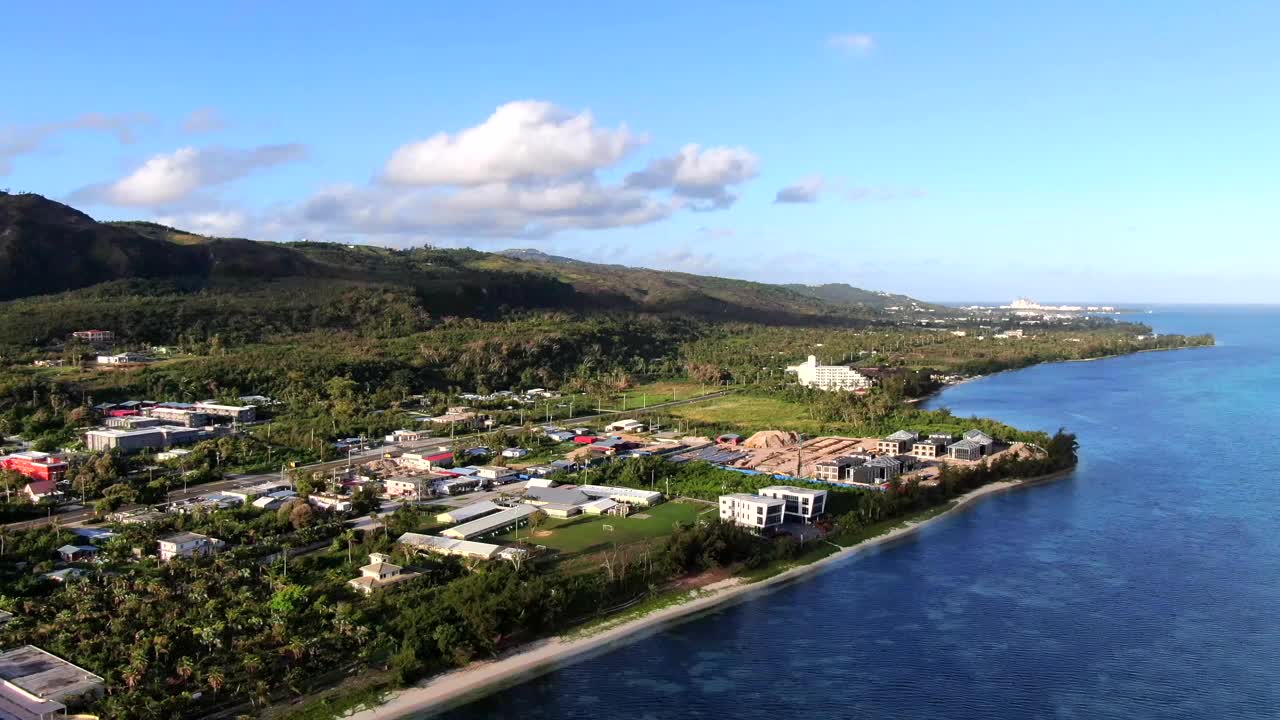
[[345, 467, 1074, 719]]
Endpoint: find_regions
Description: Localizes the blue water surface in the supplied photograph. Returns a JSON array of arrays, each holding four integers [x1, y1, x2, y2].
[[433, 307, 1280, 720]]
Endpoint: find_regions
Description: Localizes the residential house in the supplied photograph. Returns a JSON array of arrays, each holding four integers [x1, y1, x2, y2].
[[72, 329, 114, 342], [347, 553, 419, 594], [546, 430, 576, 443], [56, 545, 98, 563], [157, 532, 224, 562], [719, 494, 785, 532], [385, 429, 425, 444], [500, 447, 529, 459], [23, 480, 61, 504]]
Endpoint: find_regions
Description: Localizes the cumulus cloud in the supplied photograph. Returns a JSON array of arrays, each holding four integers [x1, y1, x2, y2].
[[0, 112, 151, 175], [624, 144, 759, 210], [71, 143, 307, 206], [181, 107, 227, 134], [285, 178, 670, 241], [383, 101, 643, 186], [774, 176, 824, 203], [153, 209, 250, 237], [827, 33, 875, 55], [265, 101, 757, 241]]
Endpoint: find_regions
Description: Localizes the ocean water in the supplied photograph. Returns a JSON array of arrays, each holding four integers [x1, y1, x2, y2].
[[433, 307, 1280, 720]]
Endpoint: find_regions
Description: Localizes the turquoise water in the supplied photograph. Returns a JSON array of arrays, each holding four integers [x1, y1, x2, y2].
[[433, 307, 1280, 719]]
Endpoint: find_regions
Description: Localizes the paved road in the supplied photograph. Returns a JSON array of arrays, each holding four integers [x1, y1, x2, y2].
[[5, 390, 732, 531]]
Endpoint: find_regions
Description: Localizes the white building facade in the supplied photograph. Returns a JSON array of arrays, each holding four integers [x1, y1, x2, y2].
[[757, 485, 828, 523], [719, 493, 785, 531], [786, 355, 874, 391]]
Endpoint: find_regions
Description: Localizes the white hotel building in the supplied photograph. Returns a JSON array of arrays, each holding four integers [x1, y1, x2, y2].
[[786, 355, 874, 391]]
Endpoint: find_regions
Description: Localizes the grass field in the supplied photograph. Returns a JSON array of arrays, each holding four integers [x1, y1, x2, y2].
[[492, 500, 711, 557], [591, 380, 722, 413], [664, 393, 825, 435]]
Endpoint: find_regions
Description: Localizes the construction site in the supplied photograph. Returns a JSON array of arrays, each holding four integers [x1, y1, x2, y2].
[[672, 430, 1032, 482]]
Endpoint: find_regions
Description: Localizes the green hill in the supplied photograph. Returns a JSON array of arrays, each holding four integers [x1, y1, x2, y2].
[[0, 192, 950, 347]]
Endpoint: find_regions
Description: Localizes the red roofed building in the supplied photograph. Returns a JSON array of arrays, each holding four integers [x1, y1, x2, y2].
[[2, 451, 68, 483], [572, 435, 599, 444]]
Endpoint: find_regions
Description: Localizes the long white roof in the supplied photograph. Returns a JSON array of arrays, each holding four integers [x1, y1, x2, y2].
[[578, 484, 663, 503], [440, 504, 537, 539], [436, 500, 501, 523], [397, 532, 501, 559]]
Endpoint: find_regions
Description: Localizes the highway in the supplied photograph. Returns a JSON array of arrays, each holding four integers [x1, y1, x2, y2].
[[3, 389, 731, 531]]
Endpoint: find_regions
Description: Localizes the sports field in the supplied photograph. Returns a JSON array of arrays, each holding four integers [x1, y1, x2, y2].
[[492, 500, 711, 556]]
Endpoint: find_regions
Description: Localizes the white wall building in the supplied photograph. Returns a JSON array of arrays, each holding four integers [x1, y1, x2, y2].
[[757, 485, 828, 523], [786, 355, 873, 391], [719, 493, 785, 531]]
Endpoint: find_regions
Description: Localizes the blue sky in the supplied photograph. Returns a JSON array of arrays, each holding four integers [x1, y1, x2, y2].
[[3, 2, 1277, 302]]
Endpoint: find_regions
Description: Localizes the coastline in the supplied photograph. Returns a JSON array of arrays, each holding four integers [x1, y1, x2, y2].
[[345, 467, 1074, 720]]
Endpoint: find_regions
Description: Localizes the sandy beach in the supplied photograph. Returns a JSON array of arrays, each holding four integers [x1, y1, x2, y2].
[[346, 468, 1072, 719]]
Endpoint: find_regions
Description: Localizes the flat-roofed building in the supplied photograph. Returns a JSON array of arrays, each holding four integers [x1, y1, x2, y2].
[[0, 451, 67, 483], [145, 406, 210, 427], [758, 485, 828, 523], [813, 455, 865, 482], [84, 425, 210, 453], [385, 476, 432, 500], [440, 504, 538, 540], [157, 532, 224, 562], [0, 645, 105, 720], [474, 465, 517, 483], [194, 402, 256, 423], [719, 493, 785, 531], [72, 329, 113, 342], [911, 438, 949, 459]]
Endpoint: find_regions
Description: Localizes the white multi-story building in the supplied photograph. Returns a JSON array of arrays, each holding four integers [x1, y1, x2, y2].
[[757, 485, 828, 523], [719, 494, 785, 531], [786, 355, 873, 391]]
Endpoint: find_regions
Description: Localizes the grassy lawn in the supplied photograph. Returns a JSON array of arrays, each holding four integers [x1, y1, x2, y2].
[[665, 393, 824, 435], [509, 442, 577, 466], [493, 500, 711, 556], [591, 380, 722, 413]]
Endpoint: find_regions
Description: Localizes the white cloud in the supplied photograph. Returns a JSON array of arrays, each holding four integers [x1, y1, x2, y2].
[[383, 100, 643, 186], [72, 144, 306, 206], [153, 209, 249, 237], [827, 33, 875, 55], [285, 179, 670, 241], [625, 144, 759, 210], [774, 176, 825, 203], [182, 108, 226, 135], [0, 112, 151, 175], [265, 101, 757, 241]]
